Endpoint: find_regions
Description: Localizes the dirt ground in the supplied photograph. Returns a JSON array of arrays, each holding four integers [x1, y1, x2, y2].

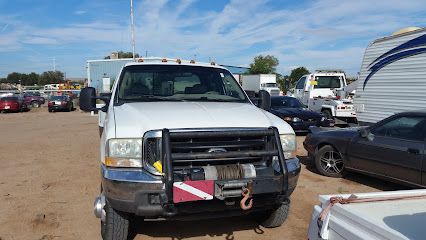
[[0, 108, 406, 240]]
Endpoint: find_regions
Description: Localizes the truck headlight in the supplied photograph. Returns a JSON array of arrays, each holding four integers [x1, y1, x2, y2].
[[280, 134, 297, 159], [105, 139, 142, 167]]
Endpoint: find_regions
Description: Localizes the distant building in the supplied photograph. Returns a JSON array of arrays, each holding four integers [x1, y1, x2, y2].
[[87, 58, 249, 93]]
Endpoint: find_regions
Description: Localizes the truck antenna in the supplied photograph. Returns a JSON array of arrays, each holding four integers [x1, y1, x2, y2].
[[130, 0, 136, 61]]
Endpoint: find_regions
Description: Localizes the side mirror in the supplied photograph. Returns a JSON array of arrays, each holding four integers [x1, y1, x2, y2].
[[359, 128, 369, 138], [258, 90, 271, 111], [359, 128, 374, 141], [79, 88, 112, 112], [79, 87, 97, 112]]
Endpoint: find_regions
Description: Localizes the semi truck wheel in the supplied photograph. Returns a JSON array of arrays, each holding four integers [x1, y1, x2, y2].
[[101, 201, 130, 240], [253, 199, 290, 228]]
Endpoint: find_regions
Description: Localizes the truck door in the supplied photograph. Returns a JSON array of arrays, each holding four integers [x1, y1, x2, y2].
[[294, 77, 306, 102], [348, 115, 425, 185]]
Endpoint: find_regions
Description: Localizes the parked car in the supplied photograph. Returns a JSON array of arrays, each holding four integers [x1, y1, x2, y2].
[[48, 95, 73, 112], [0, 96, 28, 112], [303, 111, 426, 187], [269, 96, 332, 134], [24, 92, 45, 107]]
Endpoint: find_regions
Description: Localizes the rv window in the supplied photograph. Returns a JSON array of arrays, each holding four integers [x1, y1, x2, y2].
[[314, 76, 341, 89], [296, 77, 306, 89]]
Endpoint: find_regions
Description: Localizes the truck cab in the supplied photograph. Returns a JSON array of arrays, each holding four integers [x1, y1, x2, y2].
[[80, 59, 300, 240], [293, 71, 357, 125]]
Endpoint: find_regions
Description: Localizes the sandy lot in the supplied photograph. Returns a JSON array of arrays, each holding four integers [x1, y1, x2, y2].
[[0, 108, 406, 240]]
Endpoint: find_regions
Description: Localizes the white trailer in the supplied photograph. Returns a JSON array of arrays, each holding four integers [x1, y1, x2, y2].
[[354, 27, 426, 125], [293, 71, 357, 125], [241, 74, 281, 96], [308, 189, 426, 240]]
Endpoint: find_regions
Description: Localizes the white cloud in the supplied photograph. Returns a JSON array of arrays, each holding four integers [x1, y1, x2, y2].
[[1, 0, 426, 76], [73, 10, 87, 15]]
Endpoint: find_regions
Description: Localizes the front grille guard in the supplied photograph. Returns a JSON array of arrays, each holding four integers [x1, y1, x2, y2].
[[161, 127, 289, 203]]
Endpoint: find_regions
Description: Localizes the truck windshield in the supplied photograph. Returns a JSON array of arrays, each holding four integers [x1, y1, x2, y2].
[[314, 76, 342, 89], [117, 65, 248, 103]]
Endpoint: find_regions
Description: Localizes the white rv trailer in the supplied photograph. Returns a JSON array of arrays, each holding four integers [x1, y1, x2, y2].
[[354, 27, 426, 125]]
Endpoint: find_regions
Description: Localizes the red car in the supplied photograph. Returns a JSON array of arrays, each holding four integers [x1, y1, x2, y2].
[[0, 96, 28, 113], [48, 95, 74, 112]]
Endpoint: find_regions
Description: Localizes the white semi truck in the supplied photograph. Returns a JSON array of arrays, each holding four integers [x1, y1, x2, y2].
[[241, 74, 281, 96], [293, 71, 357, 125]]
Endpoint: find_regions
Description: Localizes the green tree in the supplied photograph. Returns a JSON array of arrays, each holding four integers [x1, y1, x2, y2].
[[248, 55, 279, 74], [27, 72, 40, 85], [104, 51, 140, 59], [289, 67, 310, 86], [6, 72, 21, 84], [38, 71, 64, 85]]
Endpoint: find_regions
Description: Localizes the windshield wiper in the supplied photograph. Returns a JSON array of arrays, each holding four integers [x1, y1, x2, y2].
[[188, 97, 242, 102]]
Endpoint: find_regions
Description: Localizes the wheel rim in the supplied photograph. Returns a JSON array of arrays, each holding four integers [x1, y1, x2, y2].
[[32, 102, 39, 108], [319, 150, 344, 174]]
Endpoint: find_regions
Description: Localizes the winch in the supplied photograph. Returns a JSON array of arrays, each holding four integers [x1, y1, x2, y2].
[[178, 163, 257, 181]]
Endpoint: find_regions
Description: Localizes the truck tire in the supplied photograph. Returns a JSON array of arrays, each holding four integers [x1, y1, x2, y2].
[[315, 145, 346, 178], [101, 201, 130, 240], [321, 109, 333, 120], [253, 199, 290, 228]]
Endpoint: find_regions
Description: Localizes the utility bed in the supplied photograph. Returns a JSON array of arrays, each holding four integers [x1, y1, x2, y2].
[[308, 189, 426, 240]]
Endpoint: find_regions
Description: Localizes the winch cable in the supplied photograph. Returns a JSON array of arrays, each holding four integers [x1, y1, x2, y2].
[[215, 164, 245, 180]]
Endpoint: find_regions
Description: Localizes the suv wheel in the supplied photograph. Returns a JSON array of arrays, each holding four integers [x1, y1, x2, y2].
[[252, 199, 290, 228], [315, 145, 345, 177], [101, 201, 130, 240], [31, 101, 40, 108]]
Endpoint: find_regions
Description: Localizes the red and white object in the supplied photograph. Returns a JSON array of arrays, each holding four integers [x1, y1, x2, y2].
[[173, 180, 214, 203]]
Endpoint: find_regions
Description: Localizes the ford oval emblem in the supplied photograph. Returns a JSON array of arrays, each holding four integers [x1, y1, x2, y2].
[[207, 148, 227, 153]]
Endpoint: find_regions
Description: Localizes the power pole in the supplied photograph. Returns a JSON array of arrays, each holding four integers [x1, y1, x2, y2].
[[130, 0, 136, 61], [53, 57, 56, 72]]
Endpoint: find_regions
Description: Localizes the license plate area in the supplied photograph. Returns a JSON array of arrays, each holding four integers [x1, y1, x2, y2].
[[173, 180, 214, 203]]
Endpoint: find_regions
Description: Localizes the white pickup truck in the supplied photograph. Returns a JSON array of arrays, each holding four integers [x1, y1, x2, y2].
[[293, 71, 357, 125], [79, 59, 301, 240]]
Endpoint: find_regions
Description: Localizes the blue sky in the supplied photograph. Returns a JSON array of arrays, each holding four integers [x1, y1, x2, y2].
[[0, 0, 425, 78]]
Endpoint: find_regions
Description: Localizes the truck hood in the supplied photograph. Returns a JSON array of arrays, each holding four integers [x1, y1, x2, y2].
[[112, 102, 293, 138]]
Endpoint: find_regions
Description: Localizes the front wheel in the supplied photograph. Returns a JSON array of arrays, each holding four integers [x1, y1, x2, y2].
[[101, 201, 130, 240], [315, 145, 346, 178], [252, 199, 290, 228]]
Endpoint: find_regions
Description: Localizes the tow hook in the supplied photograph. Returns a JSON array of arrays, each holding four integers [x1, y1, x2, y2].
[[94, 194, 106, 222], [240, 187, 253, 210]]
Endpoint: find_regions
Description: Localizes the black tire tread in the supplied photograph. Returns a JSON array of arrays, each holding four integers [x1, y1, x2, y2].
[[103, 201, 129, 240], [255, 200, 290, 228]]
